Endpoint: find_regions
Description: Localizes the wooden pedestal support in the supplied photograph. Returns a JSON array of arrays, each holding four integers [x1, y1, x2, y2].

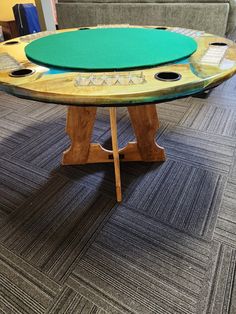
[[62, 105, 166, 202]]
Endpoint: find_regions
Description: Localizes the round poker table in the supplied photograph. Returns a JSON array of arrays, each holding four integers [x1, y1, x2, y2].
[[0, 25, 236, 201]]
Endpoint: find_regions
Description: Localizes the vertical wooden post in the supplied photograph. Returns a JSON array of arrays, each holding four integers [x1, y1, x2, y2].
[[109, 107, 122, 202], [128, 104, 165, 161], [63, 106, 97, 165]]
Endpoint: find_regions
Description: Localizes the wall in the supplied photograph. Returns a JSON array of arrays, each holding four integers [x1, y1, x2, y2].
[[0, 0, 36, 21], [35, 0, 56, 31]]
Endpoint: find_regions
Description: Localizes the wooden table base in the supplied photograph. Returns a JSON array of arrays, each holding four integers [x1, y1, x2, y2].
[[62, 105, 166, 202]]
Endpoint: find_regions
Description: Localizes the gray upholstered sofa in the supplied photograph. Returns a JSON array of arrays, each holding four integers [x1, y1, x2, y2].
[[56, 0, 236, 36]]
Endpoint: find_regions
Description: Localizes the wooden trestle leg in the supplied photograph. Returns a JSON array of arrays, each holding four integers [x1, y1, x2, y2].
[[128, 105, 166, 161], [62, 104, 166, 201], [109, 107, 122, 202], [62, 106, 97, 164]]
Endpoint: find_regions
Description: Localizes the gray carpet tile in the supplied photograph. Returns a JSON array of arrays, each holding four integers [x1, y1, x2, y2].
[[188, 95, 236, 110], [0, 74, 236, 313], [212, 77, 236, 97], [179, 102, 236, 136], [0, 113, 46, 156], [230, 150, 236, 182], [191, 77, 236, 108], [214, 180, 236, 247], [45, 286, 107, 314], [4, 116, 151, 198], [91, 107, 129, 140], [21, 102, 66, 124], [215, 181, 236, 248], [96, 107, 127, 124], [208, 93, 236, 107], [0, 92, 37, 111], [0, 106, 13, 118], [0, 244, 61, 314], [98, 113, 134, 149], [11, 123, 70, 171], [8, 108, 155, 196], [156, 98, 191, 124], [57, 164, 119, 195], [98, 109, 169, 150], [57, 161, 154, 197], [230, 271, 236, 314], [67, 205, 213, 314], [66, 278, 127, 314], [0, 157, 50, 221], [123, 159, 225, 239], [199, 242, 236, 314], [93, 109, 115, 139], [0, 174, 115, 282], [10, 112, 121, 172], [158, 125, 236, 174], [218, 180, 236, 223]]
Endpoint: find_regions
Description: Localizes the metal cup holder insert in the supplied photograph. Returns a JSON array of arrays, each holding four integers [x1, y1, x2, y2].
[[9, 68, 35, 78], [155, 27, 168, 30], [155, 72, 182, 82], [4, 41, 20, 45], [210, 42, 228, 47]]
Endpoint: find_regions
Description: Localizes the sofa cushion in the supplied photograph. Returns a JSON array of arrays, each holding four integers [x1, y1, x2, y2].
[[228, 0, 236, 33], [57, 3, 229, 36]]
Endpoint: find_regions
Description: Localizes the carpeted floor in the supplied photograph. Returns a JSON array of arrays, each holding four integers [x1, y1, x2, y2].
[[0, 75, 236, 313]]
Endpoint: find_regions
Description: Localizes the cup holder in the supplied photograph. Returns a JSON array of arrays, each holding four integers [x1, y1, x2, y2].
[[4, 41, 20, 45], [155, 27, 167, 30], [210, 42, 228, 46], [155, 72, 182, 82], [9, 68, 35, 78]]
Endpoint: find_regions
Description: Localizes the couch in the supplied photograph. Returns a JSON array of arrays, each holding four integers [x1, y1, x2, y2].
[[56, 0, 236, 36]]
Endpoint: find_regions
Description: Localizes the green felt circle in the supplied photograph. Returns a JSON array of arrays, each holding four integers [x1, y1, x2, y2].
[[25, 28, 197, 71]]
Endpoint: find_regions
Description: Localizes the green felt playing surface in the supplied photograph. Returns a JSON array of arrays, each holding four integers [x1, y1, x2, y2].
[[25, 28, 197, 71]]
